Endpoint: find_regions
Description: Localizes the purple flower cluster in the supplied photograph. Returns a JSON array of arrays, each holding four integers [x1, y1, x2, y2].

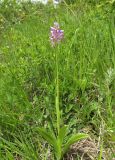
[[50, 22, 64, 46]]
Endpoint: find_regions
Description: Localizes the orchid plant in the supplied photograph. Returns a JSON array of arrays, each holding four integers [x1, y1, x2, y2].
[[36, 22, 88, 160]]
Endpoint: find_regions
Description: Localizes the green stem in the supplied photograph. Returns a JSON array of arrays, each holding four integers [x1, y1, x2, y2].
[[55, 49, 60, 135]]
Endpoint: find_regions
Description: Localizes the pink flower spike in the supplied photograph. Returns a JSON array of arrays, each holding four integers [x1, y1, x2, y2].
[[50, 22, 64, 47]]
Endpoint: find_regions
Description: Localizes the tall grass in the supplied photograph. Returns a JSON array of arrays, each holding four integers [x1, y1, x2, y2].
[[0, 1, 115, 159]]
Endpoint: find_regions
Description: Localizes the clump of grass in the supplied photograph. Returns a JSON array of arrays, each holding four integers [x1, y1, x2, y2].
[[0, 1, 115, 159]]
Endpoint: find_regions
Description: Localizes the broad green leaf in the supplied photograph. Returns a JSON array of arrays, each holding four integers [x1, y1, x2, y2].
[[63, 133, 89, 156], [56, 126, 68, 160], [6, 150, 14, 160], [57, 125, 68, 145], [36, 127, 58, 152]]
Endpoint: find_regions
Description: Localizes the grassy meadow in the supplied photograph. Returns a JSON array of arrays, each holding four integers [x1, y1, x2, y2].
[[0, 0, 115, 159]]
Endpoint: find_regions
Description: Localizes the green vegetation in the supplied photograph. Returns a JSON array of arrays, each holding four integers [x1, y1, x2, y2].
[[0, 0, 115, 159]]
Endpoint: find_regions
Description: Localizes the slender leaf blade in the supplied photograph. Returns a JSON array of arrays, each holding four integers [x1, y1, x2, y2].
[[63, 133, 89, 155]]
